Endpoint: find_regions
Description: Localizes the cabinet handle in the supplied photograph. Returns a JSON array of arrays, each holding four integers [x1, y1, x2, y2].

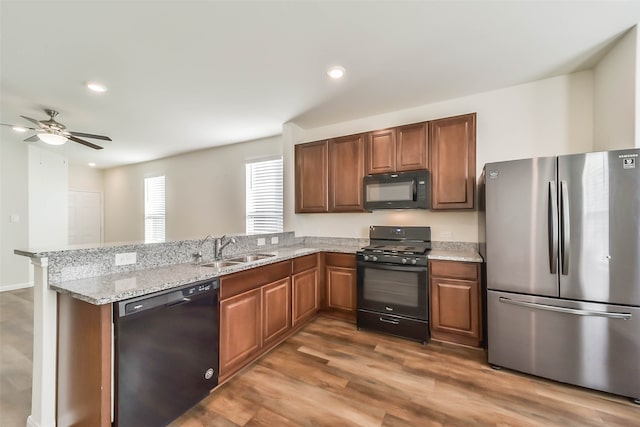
[[379, 317, 399, 325]]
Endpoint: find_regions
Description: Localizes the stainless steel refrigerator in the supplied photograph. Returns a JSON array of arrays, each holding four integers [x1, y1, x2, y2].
[[479, 149, 640, 403]]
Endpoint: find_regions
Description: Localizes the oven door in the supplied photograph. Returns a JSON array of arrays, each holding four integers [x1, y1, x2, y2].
[[356, 260, 428, 320]]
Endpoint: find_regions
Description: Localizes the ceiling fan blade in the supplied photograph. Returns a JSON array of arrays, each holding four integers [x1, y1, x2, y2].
[[69, 131, 112, 141], [24, 134, 40, 142], [67, 135, 104, 150], [0, 123, 39, 131], [20, 115, 44, 127]]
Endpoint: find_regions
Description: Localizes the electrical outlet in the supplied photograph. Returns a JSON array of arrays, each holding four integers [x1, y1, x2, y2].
[[271, 236, 279, 245], [115, 252, 137, 266], [257, 238, 266, 246]]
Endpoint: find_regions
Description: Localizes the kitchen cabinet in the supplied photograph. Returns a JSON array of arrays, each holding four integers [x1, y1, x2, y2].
[[292, 254, 319, 326], [329, 134, 366, 212], [429, 260, 482, 347], [365, 123, 428, 175], [295, 135, 366, 213], [295, 140, 329, 213], [324, 253, 357, 322], [429, 113, 476, 210], [219, 260, 291, 379]]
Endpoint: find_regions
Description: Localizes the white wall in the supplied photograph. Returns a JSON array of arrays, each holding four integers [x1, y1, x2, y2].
[[594, 26, 637, 151], [28, 145, 69, 251], [103, 135, 282, 242], [0, 133, 30, 290], [69, 163, 104, 193], [285, 71, 594, 241]]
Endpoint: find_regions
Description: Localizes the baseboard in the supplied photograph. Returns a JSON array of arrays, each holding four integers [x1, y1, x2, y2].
[[0, 281, 33, 292]]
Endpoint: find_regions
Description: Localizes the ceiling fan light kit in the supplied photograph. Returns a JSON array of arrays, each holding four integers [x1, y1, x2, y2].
[[37, 132, 67, 145]]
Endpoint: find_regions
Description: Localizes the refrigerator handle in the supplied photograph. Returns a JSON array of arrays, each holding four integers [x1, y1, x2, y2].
[[548, 181, 558, 274], [499, 297, 632, 320], [560, 181, 570, 275]]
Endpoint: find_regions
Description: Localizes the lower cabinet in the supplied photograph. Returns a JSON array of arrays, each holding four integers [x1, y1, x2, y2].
[[262, 277, 291, 346], [219, 288, 262, 375], [292, 254, 319, 326], [324, 253, 357, 322], [429, 260, 482, 347]]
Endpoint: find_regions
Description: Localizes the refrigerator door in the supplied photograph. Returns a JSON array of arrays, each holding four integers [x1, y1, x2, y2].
[[558, 149, 640, 306], [488, 290, 640, 400], [484, 157, 559, 296]]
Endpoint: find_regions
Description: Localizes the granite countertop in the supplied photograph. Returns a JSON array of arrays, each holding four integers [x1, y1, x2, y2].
[[48, 242, 482, 305]]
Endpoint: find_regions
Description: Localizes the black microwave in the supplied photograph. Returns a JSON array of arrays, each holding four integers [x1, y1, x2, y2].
[[363, 170, 430, 210]]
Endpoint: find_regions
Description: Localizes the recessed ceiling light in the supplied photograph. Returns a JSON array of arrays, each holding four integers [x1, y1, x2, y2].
[[327, 66, 346, 79], [88, 162, 96, 167], [13, 126, 27, 132], [86, 82, 107, 93]]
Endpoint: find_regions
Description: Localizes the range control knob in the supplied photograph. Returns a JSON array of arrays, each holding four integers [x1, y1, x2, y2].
[[402, 258, 408, 264], [363, 255, 369, 261], [372, 256, 378, 262], [411, 259, 417, 265]]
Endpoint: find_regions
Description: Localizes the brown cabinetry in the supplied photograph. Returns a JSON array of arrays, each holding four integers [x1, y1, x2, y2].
[[219, 260, 291, 379], [429, 113, 476, 210], [429, 260, 482, 347], [295, 135, 366, 213], [292, 254, 319, 326], [365, 123, 428, 175], [324, 253, 357, 322]]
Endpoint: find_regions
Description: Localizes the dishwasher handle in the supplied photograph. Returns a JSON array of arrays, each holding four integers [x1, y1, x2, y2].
[[118, 279, 219, 318]]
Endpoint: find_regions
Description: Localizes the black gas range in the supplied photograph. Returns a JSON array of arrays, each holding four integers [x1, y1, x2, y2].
[[356, 226, 431, 343]]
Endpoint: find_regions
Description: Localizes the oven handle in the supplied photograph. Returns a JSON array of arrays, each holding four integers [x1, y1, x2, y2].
[[357, 260, 427, 272], [379, 317, 400, 325]]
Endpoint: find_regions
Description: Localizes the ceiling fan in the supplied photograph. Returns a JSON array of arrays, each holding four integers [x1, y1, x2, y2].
[[0, 109, 111, 150]]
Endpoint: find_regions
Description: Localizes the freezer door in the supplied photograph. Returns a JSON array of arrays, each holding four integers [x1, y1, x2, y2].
[[487, 290, 640, 400], [558, 149, 640, 306], [484, 157, 559, 296]]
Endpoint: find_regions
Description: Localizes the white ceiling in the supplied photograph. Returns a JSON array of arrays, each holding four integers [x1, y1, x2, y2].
[[2, 1, 640, 169]]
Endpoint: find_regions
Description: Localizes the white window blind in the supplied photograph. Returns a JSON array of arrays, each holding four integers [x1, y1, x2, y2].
[[246, 158, 283, 234], [144, 175, 165, 243]]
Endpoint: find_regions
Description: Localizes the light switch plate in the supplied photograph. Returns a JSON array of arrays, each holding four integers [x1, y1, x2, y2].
[[115, 252, 137, 266], [271, 236, 279, 244]]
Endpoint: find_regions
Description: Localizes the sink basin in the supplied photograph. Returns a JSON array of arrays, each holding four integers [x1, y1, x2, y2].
[[227, 253, 276, 263], [199, 260, 242, 269]]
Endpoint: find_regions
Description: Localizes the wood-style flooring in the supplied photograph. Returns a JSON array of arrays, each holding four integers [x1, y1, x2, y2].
[[0, 287, 33, 427], [173, 316, 639, 427]]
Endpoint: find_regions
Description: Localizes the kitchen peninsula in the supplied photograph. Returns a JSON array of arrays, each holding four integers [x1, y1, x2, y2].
[[16, 232, 481, 427]]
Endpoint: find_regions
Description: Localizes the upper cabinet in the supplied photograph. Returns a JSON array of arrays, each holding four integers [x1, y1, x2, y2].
[[295, 141, 329, 213], [295, 135, 366, 213], [365, 123, 428, 175], [429, 113, 476, 210]]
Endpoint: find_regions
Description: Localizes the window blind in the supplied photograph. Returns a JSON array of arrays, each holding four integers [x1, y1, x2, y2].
[[144, 175, 166, 243], [246, 158, 283, 234]]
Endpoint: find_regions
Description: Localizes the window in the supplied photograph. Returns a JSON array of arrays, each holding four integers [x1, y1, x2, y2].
[[246, 157, 283, 234], [144, 175, 165, 243]]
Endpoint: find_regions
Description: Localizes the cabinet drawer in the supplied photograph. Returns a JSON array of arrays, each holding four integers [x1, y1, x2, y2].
[[357, 309, 429, 343], [324, 252, 356, 268], [292, 253, 318, 274], [220, 260, 291, 300], [430, 260, 478, 280]]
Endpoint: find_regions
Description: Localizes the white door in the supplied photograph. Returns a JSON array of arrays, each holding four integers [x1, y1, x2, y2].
[[68, 191, 103, 245]]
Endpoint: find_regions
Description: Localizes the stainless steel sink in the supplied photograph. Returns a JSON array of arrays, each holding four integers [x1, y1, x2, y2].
[[227, 253, 276, 263], [199, 260, 242, 269]]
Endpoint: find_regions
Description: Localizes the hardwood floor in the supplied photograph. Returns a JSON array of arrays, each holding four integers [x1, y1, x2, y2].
[[0, 287, 33, 427], [1, 289, 638, 427], [173, 316, 639, 427]]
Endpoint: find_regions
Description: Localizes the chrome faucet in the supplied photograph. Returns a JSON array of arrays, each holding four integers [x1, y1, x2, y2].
[[193, 234, 213, 264], [214, 235, 237, 260]]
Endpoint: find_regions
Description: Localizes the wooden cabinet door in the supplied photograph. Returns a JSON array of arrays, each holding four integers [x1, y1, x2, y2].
[[329, 134, 366, 212], [396, 122, 428, 172], [430, 260, 481, 347], [295, 141, 328, 213], [429, 113, 476, 210], [219, 288, 262, 376], [292, 268, 319, 326], [326, 266, 356, 313], [366, 129, 396, 175], [262, 277, 291, 346]]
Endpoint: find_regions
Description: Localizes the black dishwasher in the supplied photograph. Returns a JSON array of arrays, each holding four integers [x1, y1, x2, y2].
[[114, 279, 219, 427]]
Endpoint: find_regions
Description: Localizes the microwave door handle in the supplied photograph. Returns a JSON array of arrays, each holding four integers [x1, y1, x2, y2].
[[412, 179, 417, 201]]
